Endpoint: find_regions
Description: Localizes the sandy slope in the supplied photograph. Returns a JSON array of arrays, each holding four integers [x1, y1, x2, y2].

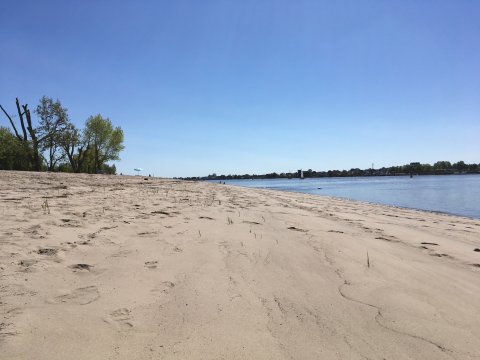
[[1, 171, 479, 359]]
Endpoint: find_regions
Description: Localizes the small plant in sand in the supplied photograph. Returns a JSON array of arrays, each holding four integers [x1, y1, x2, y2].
[[42, 198, 50, 214], [227, 217, 234, 225]]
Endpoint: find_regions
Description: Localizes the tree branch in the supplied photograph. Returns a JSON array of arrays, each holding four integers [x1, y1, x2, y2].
[[0, 104, 22, 140], [15, 98, 28, 141]]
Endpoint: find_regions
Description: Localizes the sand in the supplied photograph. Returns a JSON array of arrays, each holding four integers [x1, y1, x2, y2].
[[1, 171, 479, 359]]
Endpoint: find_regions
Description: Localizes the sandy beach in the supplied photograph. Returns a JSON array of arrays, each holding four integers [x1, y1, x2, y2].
[[1, 171, 479, 359]]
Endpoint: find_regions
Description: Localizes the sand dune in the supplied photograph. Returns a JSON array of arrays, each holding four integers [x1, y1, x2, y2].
[[1, 171, 479, 359]]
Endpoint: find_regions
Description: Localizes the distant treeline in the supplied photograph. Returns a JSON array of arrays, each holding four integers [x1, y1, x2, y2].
[[180, 161, 480, 181], [0, 97, 124, 174]]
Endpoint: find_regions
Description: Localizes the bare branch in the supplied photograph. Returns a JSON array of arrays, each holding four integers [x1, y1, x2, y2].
[[0, 104, 22, 140], [15, 98, 28, 141]]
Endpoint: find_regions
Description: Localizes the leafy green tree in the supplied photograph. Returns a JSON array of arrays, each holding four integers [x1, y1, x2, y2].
[[101, 163, 117, 175], [420, 163, 433, 172], [58, 123, 90, 173], [35, 96, 70, 171], [84, 114, 124, 174], [0, 127, 31, 170], [453, 161, 467, 172], [434, 161, 452, 171]]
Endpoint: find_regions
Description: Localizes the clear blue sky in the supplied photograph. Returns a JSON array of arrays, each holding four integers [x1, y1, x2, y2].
[[1, 0, 479, 177]]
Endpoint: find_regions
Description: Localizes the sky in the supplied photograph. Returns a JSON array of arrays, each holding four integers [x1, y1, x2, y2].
[[1, 0, 479, 177]]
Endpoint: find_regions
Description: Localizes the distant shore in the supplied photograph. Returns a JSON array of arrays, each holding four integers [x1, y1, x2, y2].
[[1, 171, 480, 359], [183, 171, 480, 181]]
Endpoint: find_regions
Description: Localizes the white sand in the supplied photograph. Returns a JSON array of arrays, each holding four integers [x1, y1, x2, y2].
[[1, 171, 479, 359]]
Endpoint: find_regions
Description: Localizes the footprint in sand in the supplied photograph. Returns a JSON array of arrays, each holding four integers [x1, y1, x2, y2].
[[18, 259, 37, 268], [287, 226, 308, 232], [18, 259, 38, 272], [243, 221, 261, 225], [145, 261, 158, 269], [110, 249, 133, 258], [375, 236, 398, 242], [37, 248, 58, 256], [53, 286, 100, 305], [151, 281, 175, 294], [429, 253, 452, 258], [108, 308, 133, 329], [199, 216, 214, 220], [68, 263, 94, 272]]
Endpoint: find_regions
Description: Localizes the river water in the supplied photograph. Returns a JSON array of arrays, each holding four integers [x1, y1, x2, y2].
[[216, 175, 480, 219]]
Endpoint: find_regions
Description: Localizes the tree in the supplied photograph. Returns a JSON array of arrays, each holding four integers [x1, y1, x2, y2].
[[35, 96, 70, 171], [433, 161, 452, 171], [0, 127, 31, 170], [58, 123, 90, 173], [0, 98, 41, 170], [453, 161, 467, 172], [84, 114, 124, 174]]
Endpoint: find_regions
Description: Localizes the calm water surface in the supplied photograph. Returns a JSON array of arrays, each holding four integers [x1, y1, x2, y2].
[[216, 175, 480, 219]]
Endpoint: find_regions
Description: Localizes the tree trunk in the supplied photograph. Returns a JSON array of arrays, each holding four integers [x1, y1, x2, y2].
[[94, 142, 99, 174], [15, 98, 28, 141], [21, 103, 41, 171]]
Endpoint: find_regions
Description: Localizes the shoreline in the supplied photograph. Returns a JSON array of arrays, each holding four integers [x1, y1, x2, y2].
[[208, 175, 480, 220], [1, 171, 480, 359], [221, 182, 480, 221]]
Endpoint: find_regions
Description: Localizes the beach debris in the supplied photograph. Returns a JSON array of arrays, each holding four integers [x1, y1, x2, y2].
[[421, 242, 439, 246], [474, 248, 480, 252]]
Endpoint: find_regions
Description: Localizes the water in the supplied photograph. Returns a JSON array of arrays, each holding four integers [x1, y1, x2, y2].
[[214, 175, 480, 219]]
